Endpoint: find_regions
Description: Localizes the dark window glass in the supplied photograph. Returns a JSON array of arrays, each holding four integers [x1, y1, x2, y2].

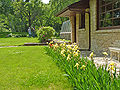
[[106, 4, 112, 11], [113, 18, 120, 26], [100, 21, 104, 27], [100, 6, 105, 13], [79, 13, 85, 29], [98, 0, 120, 29], [106, 0, 112, 4], [100, 14, 105, 20], [105, 19, 112, 27], [113, 1, 120, 9], [100, 0, 105, 5], [113, 10, 120, 18], [105, 12, 112, 19]]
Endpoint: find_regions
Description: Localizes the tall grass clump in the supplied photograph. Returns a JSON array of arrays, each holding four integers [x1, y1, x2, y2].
[[45, 41, 120, 90]]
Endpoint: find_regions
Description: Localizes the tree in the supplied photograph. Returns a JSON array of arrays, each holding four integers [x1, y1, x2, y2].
[[0, 0, 13, 15], [0, 14, 9, 32], [0, 0, 14, 32], [12, 0, 45, 31], [0, 0, 80, 33], [49, 0, 79, 14]]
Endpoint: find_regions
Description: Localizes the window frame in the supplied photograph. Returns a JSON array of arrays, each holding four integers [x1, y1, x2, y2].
[[97, 0, 120, 30]]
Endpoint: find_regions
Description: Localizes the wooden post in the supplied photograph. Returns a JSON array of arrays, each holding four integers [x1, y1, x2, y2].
[[69, 16, 75, 43], [76, 13, 80, 44]]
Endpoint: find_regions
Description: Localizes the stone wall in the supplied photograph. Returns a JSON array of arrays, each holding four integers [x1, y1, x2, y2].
[[60, 32, 71, 40], [90, 0, 120, 56], [76, 12, 89, 50]]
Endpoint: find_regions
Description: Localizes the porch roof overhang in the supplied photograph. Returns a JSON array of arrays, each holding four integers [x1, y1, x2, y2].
[[56, 0, 89, 17]]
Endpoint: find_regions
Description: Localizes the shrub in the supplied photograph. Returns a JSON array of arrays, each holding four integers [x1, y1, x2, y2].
[[37, 26, 55, 43]]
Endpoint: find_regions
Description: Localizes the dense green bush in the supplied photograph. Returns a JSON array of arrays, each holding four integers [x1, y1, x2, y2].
[[37, 26, 55, 43], [45, 42, 120, 90]]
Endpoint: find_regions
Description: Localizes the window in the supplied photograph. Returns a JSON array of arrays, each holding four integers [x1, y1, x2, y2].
[[98, 0, 120, 29], [79, 13, 85, 29]]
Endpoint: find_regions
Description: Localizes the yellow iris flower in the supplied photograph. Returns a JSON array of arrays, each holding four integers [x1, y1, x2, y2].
[[89, 52, 94, 60], [103, 52, 108, 56], [108, 62, 115, 66], [80, 65, 86, 70], [67, 54, 71, 61], [77, 50, 80, 53], [61, 49, 65, 55], [73, 52, 78, 57], [108, 66, 115, 71], [54, 43, 58, 49], [75, 63, 79, 69]]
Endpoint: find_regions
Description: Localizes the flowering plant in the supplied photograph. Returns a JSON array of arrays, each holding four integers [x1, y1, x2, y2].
[[37, 26, 55, 43], [45, 41, 120, 89]]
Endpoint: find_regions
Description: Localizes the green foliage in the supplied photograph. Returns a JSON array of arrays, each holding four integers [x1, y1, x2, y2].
[[0, 14, 9, 32], [0, 0, 78, 33], [50, 0, 80, 14], [37, 26, 55, 43], [45, 44, 120, 89], [12, 0, 45, 32], [0, 0, 13, 15]]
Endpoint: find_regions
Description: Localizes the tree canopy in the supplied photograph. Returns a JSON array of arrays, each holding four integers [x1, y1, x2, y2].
[[0, 0, 79, 33]]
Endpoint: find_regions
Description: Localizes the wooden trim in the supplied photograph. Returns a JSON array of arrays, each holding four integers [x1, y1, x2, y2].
[[99, 0, 118, 7], [56, 0, 89, 17], [55, 7, 69, 17], [99, 8, 120, 14], [99, 25, 120, 30], [89, 12, 91, 51], [100, 17, 120, 22], [74, 16, 76, 42], [60, 32, 71, 34], [97, 0, 99, 30], [96, 29, 120, 33]]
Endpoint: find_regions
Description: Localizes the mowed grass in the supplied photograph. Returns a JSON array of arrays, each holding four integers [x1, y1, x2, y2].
[[0, 46, 72, 90], [0, 37, 39, 46]]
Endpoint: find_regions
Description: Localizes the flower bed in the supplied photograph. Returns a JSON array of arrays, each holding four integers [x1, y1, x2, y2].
[[45, 41, 120, 89]]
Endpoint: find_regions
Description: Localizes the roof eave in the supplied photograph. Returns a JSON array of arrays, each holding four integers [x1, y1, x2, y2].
[[55, 7, 70, 17], [55, 0, 89, 17]]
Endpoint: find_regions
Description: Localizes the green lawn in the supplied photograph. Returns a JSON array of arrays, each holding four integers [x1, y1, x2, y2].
[[0, 46, 72, 90], [0, 37, 39, 46]]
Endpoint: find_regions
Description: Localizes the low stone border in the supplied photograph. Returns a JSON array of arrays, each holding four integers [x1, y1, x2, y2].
[[24, 43, 48, 46]]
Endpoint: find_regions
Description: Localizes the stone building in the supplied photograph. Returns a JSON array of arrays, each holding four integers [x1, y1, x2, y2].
[[56, 0, 120, 56]]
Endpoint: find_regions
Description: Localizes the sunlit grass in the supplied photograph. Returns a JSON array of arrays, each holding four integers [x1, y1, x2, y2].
[[0, 37, 39, 46], [0, 46, 72, 89]]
